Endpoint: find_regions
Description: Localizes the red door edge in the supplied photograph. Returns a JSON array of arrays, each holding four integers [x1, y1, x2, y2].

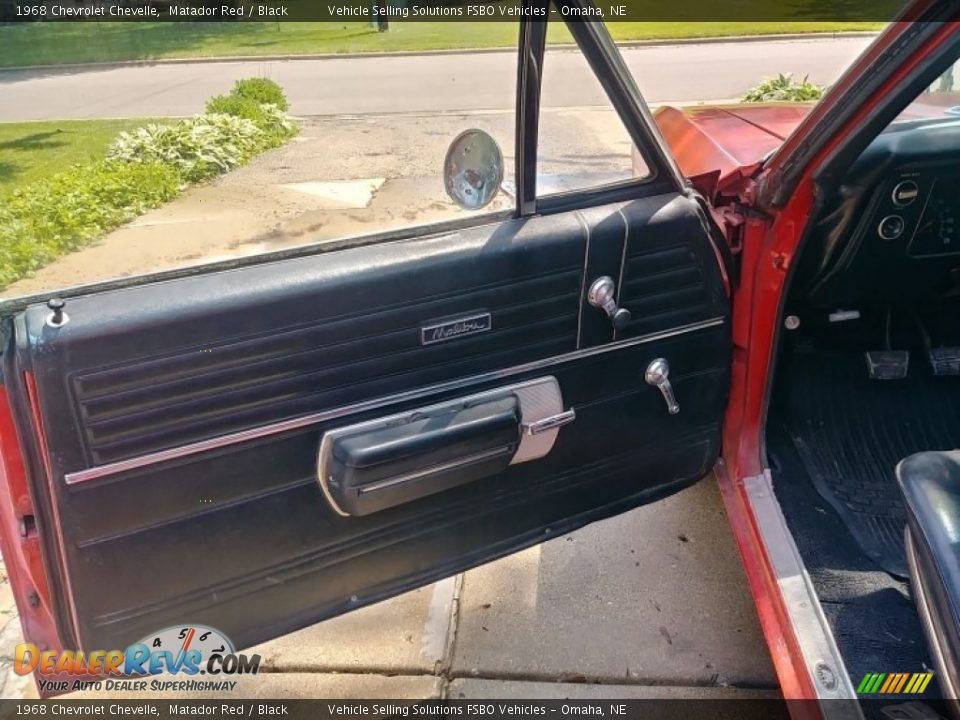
[[726, 17, 960, 481], [0, 384, 64, 669], [718, 11, 960, 710], [714, 461, 819, 711]]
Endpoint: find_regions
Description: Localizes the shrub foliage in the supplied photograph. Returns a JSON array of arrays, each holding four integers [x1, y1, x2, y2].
[[0, 161, 178, 288], [1, 77, 298, 290], [231, 77, 290, 111], [109, 115, 266, 182], [742, 73, 825, 102]]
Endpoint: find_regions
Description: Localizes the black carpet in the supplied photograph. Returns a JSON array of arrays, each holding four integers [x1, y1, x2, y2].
[[768, 347, 950, 703], [775, 346, 960, 578]]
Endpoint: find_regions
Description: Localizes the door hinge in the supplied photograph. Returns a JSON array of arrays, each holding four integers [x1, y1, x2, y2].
[[716, 206, 745, 257]]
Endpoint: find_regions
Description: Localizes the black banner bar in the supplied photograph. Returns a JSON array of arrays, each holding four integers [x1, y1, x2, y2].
[[0, 0, 910, 24], [0, 699, 948, 720]]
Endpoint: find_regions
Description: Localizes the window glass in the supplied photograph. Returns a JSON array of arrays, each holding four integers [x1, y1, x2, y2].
[[0, 22, 517, 299], [537, 37, 650, 197], [897, 57, 960, 124]]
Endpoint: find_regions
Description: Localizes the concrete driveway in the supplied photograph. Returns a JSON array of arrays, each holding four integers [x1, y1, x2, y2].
[[1, 477, 777, 700]]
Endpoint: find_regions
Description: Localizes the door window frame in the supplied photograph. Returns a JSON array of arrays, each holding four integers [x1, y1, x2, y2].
[[514, 0, 688, 217], [1, 7, 686, 315]]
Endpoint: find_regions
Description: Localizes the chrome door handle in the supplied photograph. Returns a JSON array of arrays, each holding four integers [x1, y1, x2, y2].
[[522, 409, 576, 435], [645, 358, 679, 415]]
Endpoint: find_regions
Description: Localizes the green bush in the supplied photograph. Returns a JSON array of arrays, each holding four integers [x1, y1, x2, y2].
[[0, 161, 178, 288], [1, 77, 298, 290], [109, 114, 266, 182], [253, 103, 298, 147], [205, 93, 297, 147], [742, 73, 825, 103], [205, 93, 267, 124], [231, 77, 289, 111]]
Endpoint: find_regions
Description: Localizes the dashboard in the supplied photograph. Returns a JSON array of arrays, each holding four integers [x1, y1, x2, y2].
[[904, 175, 960, 257], [802, 118, 960, 308], [874, 173, 960, 258]]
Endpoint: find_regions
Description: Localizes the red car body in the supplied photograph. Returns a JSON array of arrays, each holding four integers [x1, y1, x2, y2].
[[652, 16, 960, 705], [2, 8, 959, 714]]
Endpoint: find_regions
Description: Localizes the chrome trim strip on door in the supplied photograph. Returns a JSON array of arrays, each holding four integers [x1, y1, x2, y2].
[[743, 469, 862, 713], [614, 205, 631, 342], [573, 209, 593, 350], [63, 316, 725, 486], [615, 205, 630, 310]]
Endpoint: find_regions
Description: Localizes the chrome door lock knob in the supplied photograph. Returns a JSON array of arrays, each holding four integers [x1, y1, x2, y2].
[[645, 358, 680, 415], [587, 276, 632, 331], [46, 297, 68, 328]]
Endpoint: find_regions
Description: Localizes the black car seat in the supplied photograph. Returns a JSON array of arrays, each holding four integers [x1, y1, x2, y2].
[[898, 451, 960, 713]]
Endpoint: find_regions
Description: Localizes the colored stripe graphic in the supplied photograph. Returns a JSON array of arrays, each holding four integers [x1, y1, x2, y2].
[[857, 672, 932, 694], [879, 674, 896, 693], [904, 674, 920, 693], [866, 674, 885, 693]]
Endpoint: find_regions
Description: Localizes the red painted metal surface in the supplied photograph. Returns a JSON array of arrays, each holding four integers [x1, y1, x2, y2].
[[715, 13, 960, 706], [713, 462, 819, 713], [653, 104, 812, 200], [0, 385, 63, 664], [653, 93, 957, 202]]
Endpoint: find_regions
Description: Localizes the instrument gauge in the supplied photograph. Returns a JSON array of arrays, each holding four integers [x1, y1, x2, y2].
[[908, 187, 960, 258], [921, 197, 955, 246], [878, 215, 906, 240]]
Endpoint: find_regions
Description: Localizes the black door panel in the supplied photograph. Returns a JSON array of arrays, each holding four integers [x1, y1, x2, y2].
[[9, 194, 730, 652]]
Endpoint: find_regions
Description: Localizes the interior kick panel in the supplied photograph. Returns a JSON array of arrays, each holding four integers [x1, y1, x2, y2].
[[10, 193, 730, 651]]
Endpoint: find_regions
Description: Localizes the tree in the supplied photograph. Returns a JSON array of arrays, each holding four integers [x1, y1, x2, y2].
[[375, 0, 388, 30]]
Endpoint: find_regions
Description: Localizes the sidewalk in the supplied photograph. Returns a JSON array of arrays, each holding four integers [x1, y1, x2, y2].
[[2, 477, 778, 700]]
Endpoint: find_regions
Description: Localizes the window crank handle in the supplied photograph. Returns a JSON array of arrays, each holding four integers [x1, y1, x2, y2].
[[587, 276, 631, 331], [645, 358, 680, 415]]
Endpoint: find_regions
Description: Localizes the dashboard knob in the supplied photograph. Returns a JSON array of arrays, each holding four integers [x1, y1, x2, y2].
[[892, 180, 920, 207], [878, 215, 906, 240]]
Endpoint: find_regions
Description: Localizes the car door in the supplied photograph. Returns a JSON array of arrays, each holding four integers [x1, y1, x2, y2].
[[0, 4, 731, 660]]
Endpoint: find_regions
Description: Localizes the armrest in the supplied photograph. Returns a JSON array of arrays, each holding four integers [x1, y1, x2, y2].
[[322, 396, 521, 516]]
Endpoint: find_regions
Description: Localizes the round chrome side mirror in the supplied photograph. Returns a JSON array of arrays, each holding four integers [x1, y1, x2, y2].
[[443, 129, 504, 210]]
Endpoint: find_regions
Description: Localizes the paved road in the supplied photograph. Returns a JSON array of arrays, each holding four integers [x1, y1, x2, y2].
[[0, 35, 875, 121]]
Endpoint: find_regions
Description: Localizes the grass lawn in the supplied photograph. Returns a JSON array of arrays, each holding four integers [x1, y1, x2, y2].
[[0, 119, 163, 194], [0, 21, 886, 68]]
